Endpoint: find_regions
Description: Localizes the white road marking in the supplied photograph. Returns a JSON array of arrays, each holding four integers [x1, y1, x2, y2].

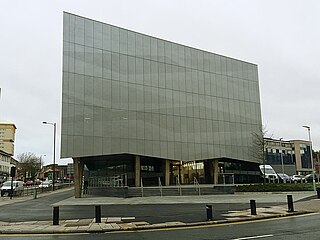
[[121, 217, 136, 220], [232, 234, 274, 240]]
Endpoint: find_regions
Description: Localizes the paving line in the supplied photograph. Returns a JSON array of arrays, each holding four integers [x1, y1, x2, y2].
[[232, 234, 273, 240]]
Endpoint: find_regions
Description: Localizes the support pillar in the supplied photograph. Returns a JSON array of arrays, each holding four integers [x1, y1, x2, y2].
[[213, 160, 219, 185], [178, 162, 182, 184], [135, 155, 141, 187], [204, 160, 213, 184], [164, 160, 170, 186], [73, 158, 84, 198]]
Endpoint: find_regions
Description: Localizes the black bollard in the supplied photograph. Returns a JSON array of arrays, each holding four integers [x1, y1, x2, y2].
[[317, 188, 320, 199], [287, 195, 294, 212], [53, 206, 59, 225], [206, 205, 213, 221], [250, 200, 257, 215], [95, 205, 101, 223], [33, 188, 37, 199]]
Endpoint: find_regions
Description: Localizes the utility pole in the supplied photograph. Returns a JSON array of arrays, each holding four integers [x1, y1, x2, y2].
[[43, 122, 56, 191], [302, 125, 316, 192]]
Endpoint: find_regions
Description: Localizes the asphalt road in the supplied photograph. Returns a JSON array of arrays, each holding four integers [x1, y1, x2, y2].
[[0, 189, 281, 223], [0, 213, 319, 240], [0, 189, 74, 222]]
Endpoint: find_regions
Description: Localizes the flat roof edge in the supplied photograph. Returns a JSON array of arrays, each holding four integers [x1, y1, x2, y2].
[[63, 11, 258, 66]]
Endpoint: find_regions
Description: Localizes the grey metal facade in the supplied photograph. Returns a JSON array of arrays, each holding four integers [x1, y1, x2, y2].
[[61, 12, 262, 163]]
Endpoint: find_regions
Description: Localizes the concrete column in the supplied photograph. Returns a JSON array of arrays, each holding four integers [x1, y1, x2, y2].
[[73, 158, 84, 198], [213, 159, 219, 185], [178, 162, 182, 184], [135, 155, 141, 187], [204, 160, 213, 184], [164, 160, 170, 186]]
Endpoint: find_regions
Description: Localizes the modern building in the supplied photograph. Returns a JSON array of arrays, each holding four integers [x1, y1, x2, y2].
[[0, 122, 17, 156], [265, 138, 313, 175], [61, 12, 263, 197]]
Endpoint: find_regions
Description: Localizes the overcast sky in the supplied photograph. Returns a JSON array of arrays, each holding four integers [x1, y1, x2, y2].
[[1, 0, 319, 165]]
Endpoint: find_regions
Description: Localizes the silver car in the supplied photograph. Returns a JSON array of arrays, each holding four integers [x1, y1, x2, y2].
[[292, 175, 305, 183], [278, 173, 291, 183], [0, 181, 24, 196]]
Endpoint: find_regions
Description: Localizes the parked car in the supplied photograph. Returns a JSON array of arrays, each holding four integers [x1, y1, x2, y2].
[[277, 173, 291, 183], [304, 174, 320, 183], [38, 181, 52, 188], [0, 181, 24, 196], [23, 181, 34, 186], [292, 175, 305, 183], [259, 165, 278, 181]]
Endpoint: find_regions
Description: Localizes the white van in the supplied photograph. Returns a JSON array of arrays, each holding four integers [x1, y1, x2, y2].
[[0, 181, 24, 196], [259, 165, 278, 181]]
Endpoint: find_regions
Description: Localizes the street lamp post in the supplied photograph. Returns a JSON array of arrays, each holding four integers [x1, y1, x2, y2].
[[43, 121, 56, 191], [302, 125, 316, 192], [39, 154, 46, 168], [39, 154, 46, 180], [279, 138, 285, 177]]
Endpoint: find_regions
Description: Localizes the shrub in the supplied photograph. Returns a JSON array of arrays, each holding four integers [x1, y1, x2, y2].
[[235, 183, 316, 192]]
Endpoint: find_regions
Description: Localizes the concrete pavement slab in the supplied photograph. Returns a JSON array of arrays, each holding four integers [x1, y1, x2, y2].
[[106, 217, 122, 223], [52, 191, 315, 206]]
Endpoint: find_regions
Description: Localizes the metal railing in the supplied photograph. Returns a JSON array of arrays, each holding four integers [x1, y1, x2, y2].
[[1, 183, 73, 198], [219, 173, 235, 185], [193, 177, 201, 195], [88, 174, 127, 188]]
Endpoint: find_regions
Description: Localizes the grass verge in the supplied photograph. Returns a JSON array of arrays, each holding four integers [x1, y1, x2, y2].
[[235, 183, 318, 192]]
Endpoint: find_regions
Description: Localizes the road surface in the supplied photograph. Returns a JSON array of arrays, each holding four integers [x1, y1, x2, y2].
[[0, 189, 281, 223]]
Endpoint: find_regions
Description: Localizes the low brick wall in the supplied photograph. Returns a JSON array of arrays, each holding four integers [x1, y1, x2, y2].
[[87, 187, 129, 198]]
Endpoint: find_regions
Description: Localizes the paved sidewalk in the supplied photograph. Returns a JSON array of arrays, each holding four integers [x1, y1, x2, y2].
[[0, 206, 315, 234], [0, 192, 318, 234], [53, 191, 314, 205]]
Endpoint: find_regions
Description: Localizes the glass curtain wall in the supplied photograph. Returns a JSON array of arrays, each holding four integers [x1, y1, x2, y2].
[[61, 12, 262, 165]]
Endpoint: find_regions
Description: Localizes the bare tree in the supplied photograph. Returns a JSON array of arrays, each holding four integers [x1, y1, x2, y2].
[[251, 125, 271, 184], [17, 152, 43, 181]]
